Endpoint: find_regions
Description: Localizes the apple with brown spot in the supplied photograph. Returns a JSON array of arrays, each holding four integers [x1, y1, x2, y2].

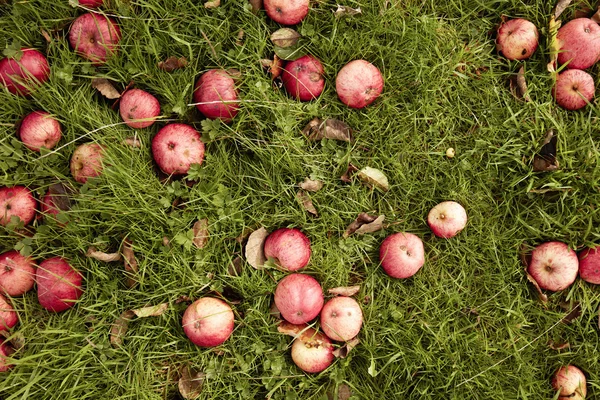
[[264, 0, 309, 25], [291, 327, 334, 373], [379, 232, 425, 279], [182, 297, 234, 347], [193, 70, 239, 123], [0, 342, 13, 372], [0, 48, 50, 96], [18, 111, 61, 152], [496, 18, 539, 61], [274, 273, 323, 324], [336, 60, 384, 108], [264, 228, 311, 271], [282, 55, 325, 101], [119, 89, 160, 129], [36, 257, 83, 313], [578, 247, 600, 284], [69, 13, 121, 65], [553, 69, 595, 111], [70, 143, 105, 184], [557, 18, 600, 70], [427, 201, 467, 238], [552, 365, 587, 400], [151, 123, 205, 175], [320, 296, 362, 342], [0, 186, 36, 227], [527, 242, 578, 292], [0, 294, 17, 331], [0, 251, 35, 296]]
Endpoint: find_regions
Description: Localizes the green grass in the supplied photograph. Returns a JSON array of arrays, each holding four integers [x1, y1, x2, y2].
[[1, 0, 600, 398]]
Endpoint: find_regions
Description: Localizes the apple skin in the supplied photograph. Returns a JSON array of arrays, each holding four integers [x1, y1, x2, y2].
[[320, 296, 363, 342], [496, 18, 539, 61], [69, 13, 121, 65], [528, 242, 578, 292], [274, 273, 323, 324], [119, 89, 160, 129], [379, 232, 425, 279], [70, 143, 105, 184], [193, 70, 239, 123], [152, 123, 205, 175], [336, 60, 384, 108], [0, 186, 37, 227], [578, 247, 600, 284], [18, 111, 62, 152], [36, 257, 83, 313], [264, 228, 311, 271], [557, 18, 600, 70], [0, 251, 36, 296], [553, 69, 595, 111], [0, 342, 13, 372], [552, 365, 587, 400], [291, 327, 334, 373], [41, 190, 60, 219], [182, 297, 234, 347], [264, 0, 309, 25], [282, 55, 325, 101], [0, 48, 50, 96], [79, 0, 103, 7], [0, 294, 17, 331], [427, 201, 468, 239]]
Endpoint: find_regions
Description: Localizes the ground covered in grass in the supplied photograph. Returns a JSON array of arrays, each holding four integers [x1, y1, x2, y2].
[[1, 0, 600, 398]]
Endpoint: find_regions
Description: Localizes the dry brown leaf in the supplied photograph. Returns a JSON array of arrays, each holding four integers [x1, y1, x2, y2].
[[41, 29, 52, 43], [123, 136, 141, 147], [337, 384, 352, 400], [333, 337, 360, 358], [510, 66, 531, 102], [277, 321, 308, 337], [328, 286, 361, 297], [178, 364, 205, 400], [110, 310, 135, 347], [122, 239, 138, 288], [228, 256, 243, 276], [355, 215, 385, 235], [592, 6, 600, 23], [158, 56, 188, 72], [270, 28, 301, 48], [86, 247, 122, 262], [340, 163, 358, 183], [192, 219, 209, 249], [344, 212, 377, 238], [204, 0, 220, 8], [547, 340, 570, 350], [236, 30, 245, 46], [560, 301, 582, 324], [47, 182, 73, 212], [533, 130, 559, 172], [547, 17, 562, 74], [245, 227, 268, 269], [334, 5, 362, 17], [91, 78, 121, 99], [357, 167, 389, 192], [299, 177, 324, 192], [525, 271, 549, 303], [132, 303, 168, 318], [297, 190, 318, 216], [249, 0, 262, 13], [175, 295, 192, 304], [555, 0, 573, 18], [302, 118, 353, 142]]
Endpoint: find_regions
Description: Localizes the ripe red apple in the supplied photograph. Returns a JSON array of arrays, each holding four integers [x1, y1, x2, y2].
[[379, 232, 425, 279], [193, 70, 239, 123], [557, 18, 600, 70], [0, 294, 17, 331], [264, 228, 311, 271], [36, 257, 83, 313], [282, 55, 325, 101], [274, 273, 323, 324], [69, 13, 121, 65], [496, 18, 539, 61], [0, 251, 35, 296], [264, 0, 309, 25], [528, 242, 578, 292], [0, 186, 36, 227], [320, 296, 362, 342], [18, 111, 61, 152], [553, 69, 595, 111], [578, 247, 600, 284], [336, 60, 384, 108], [552, 365, 587, 400], [291, 327, 334, 373], [119, 89, 160, 129], [70, 143, 105, 184], [182, 297, 234, 347], [151, 123, 205, 175], [0, 342, 13, 372], [0, 48, 50, 96], [427, 201, 467, 239], [78, 0, 103, 7]]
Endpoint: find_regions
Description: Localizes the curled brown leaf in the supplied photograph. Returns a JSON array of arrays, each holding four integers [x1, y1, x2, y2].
[[270, 28, 301, 48], [204, 0, 220, 8], [47, 182, 73, 212], [357, 167, 389, 192], [533, 130, 559, 172], [178, 364, 205, 400], [277, 321, 308, 337], [122, 239, 138, 288], [245, 227, 268, 269], [249, 0, 262, 13], [332, 337, 360, 358], [299, 177, 324, 192], [340, 163, 358, 183], [110, 310, 135, 347], [328, 286, 360, 297], [192, 218, 209, 249], [91, 78, 121, 99], [86, 247, 122, 262], [132, 303, 168, 318], [302, 118, 353, 142], [158, 56, 189, 72], [334, 5, 362, 17], [554, 0, 573, 18], [547, 340, 570, 350], [297, 190, 318, 216], [560, 301, 582, 324], [228, 256, 243, 276], [510, 66, 531, 102], [123, 136, 141, 147]]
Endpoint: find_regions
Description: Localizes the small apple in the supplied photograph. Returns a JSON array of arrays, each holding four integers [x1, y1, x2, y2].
[[578, 247, 600, 284], [0, 342, 13, 372], [282, 55, 325, 101], [496, 18, 539, 61], [0, 48, 50, 96], [119, 89, 160, 129], [552, 365, 587, 400], [528, 242, 578, 292], [379, 232, 425, 279], [78, 0, 103, 7], [0, 294, 17, 331], [36, 257, 83, 313], [274, 273, 323, 324], [336, 60, 384, 108], [18, 111, 61, 152], [70, 143, 105, 184], [69, 13, 121, 65], [553, 69, 595, 111], [0, 251, 36, 296], [264, 0, 309, 25], [0, 186, 36, 227], [427, 201, 467, 238], [291, 327, 334, 373], [557, 18, 600, 70], [264, 228, 311, 271], [320, 296, 363, 342], [151, 123, 205, 175], [182, 297, 234, 347], [193, 70, 239, 123]]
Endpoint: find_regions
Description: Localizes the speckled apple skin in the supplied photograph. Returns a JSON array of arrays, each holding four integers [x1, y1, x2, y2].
[[69, 13, 121, 64], [79, 0, 104, 7], [336, 60, 383, 108], [553, 69, 595, 111], [264, 0, 309, 25], [274, 274, 323, 324], [578, 247, 600, 284], [379, 232, 425, 279], [496, 18, 539, 61], [18, 111, 62, 152], [291, 328, 334, 373], [0, 295, 17, 331], [427, 201, 468, 238], [193, 70, 239, 122], [151, 123, 205, 175], [320, 296, 363, 342], [552, 365, 587, 400], [0, 48, 50, 96], [264, 228, 311, 271], [182, 297, 234, 347], [557, 18, 600, 70], [36, 257, 83, 313], [0, 342, 13, 372], [282, 55, 325, 101], [70, 143, 105, 184], [528, 242, 578, 292], [0, 186, 36, 227], [119, 89, 160, 129], [0, 251, 36, 296]]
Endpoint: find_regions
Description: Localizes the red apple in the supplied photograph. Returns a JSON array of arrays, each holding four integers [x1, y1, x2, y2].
[[274, 273, 323, 324], [552, 365, 587, 400], [41, 190, 60, 219], [557, 18, 600, 70], [0, 186, 36, 227], [70, 143, 105, 184], [553, 69, 595, 111], [0, 251, 35, 296], [336, 60, 384, 108], [320, 296, 362, 342], [496, 18, 539, 61], [0, 342, 13, 372], [264, 228, 311, 271], [578, 247, 600, 284], [182, 297, 234, 347], [119, 89, 160, 129], [282, 55, 325, 101], [69, 13, 121, 65], [193, 70, 239, 123], [528, 242, 578, 292], [291, 327, 334, 373], [0, 48, 50, 96], [151, 123, 205, 175], [427, 201, 467, 238], [36, 257, 83, 313], [78, 0, 103, 7], [0, 294, 17, 331], [18, 111, 61, 152], [264, 0, 309, 25], [379, 232, 425, 279]]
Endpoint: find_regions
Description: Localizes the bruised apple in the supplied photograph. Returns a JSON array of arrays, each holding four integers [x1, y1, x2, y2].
[[552, 365, 587, 400], [528, 242, 578, 292], [320, 296, 363, 342], [496, 18, 539, 61], [264, 0, 309, 25], [0, 294, 17, 331], [282, 55, 325, 101], [0, 186, 36, 227], [36, 257, 83, 312], [379, 232, 425, 279], [291, 327, 334, 373], [0, 251, 36, 296], [0, 48, 50, 96], [119, 89, 160, 129], [193, 70, 239, 123], [70, 143, 105, 184], [69, 13, 121, 64], [336, 60, 384, 108], [151, 123, 205, 175], [18, 111, 62, 152], [182, 297, 234, 347], [264, 228, 311, 271], [274, 273, 323, 324]]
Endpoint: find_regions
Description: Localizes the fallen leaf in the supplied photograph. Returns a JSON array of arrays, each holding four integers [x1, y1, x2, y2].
[[123, 136, 141, 147], [245, 227, 268, 269], [297, 190, 318, 216], [235, 30, 244, 46], [132, 303, 168, 318], [340, 163, 358, 183], [192, 219, 209, 249], [510, 66, 531, 102], [248, 0, 262, 13], [337, 384, 352, 400], [533, 130, 559, 172], [554, 0, 573, 18], [333, 337, 360, 358], [302, 118, 353, 142], [178, 364, 205, 400], [299, 178, 324, 192], [86, 247, 122, 262], [575, 1, 593, 18], [344, 213, 376, 237], [277, 321, 308, 337], [547, 340, 570, 350], [122, 239, 138, 288], [204, 0, 220, 8], [547, 17, 562, 74], [110, 310, 135, 347], [334, 5, 362, 17], [270, 28, 301, 48], [228, 256, 243, 276], [175, 295, 192, 304], [91, 78, 121, 99], [525, 270, 549, 303], [158, 56, 188, 72], [328, 286, 360, 296], [357, 167, 389, 192], [47, 182, 73, 212], [355, 215, 385, 235], [41, 29, 52, 43], [592, 6, 600, 23], [560, 301, 582, 324]]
